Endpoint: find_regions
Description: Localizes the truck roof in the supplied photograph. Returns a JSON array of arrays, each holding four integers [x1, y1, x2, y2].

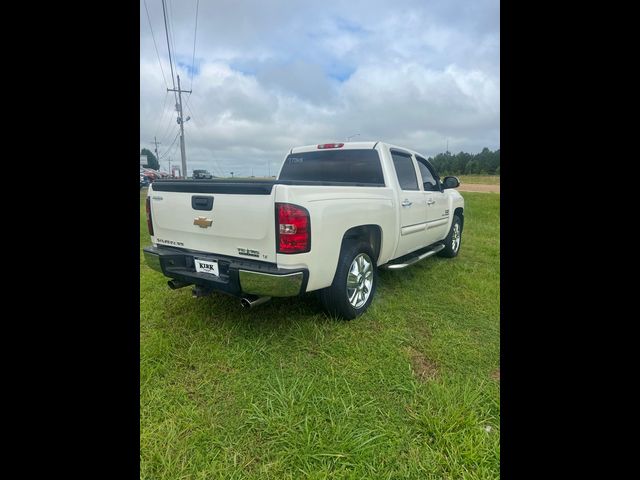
[[289, 141, 428, 159], [290, 141, 379, 154]]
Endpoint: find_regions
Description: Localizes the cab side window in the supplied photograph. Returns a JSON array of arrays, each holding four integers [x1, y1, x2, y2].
[[416, 157, 439, 192], [391, 152, 419, 191]]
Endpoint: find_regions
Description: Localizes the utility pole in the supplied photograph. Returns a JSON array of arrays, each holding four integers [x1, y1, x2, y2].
[[167, 74, 191, 178], [151, 137, 161, 169]]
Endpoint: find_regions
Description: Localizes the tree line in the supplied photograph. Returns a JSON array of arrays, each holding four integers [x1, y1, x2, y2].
[[140, 148, 160, 171], [428, 147, 500, 175], [141, 146, 500, 177]]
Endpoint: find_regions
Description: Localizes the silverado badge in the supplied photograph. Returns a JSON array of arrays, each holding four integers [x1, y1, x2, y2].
[[193, 216, 213, 228]]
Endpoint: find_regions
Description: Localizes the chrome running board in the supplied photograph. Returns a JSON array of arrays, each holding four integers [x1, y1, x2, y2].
[[383, 243, 445, 270]]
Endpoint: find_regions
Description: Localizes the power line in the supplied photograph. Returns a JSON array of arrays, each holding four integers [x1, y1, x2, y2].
[[167, 74, 192, 178], [164, 141, 180, 163], [211, 156, 222, 177], [160, 131, 180, 158], [210, 161, 224, 178], [185, 101, 195, 123], [212, 155, 226, 178], [153, 90, 170, 138], [161, 0, 177, 92], [159, 109, 177, 143], [190, 0, 200, 90], [167, 0, 179, 76], [159, 120, 178, 147], [151, 137, 162, 167], [161, 0, 192, 178], [157, 0, 195, 178], [143, 0, 168, 89], [159, 92, 178, 142], [161, 140, 179, 162], [184, 93, 196, 123]]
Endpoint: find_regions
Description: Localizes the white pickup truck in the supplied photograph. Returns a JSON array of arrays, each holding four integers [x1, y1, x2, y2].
[[143, 141, 464, 319]]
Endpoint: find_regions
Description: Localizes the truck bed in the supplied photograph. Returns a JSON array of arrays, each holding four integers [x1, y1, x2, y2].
[[151, 178, 386, 194]]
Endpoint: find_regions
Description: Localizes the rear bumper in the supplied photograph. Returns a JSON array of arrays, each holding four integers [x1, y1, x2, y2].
[[143, 245, 308, 297]]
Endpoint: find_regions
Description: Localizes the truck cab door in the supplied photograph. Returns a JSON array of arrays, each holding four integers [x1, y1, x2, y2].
[[416, 156, 450, 244], [391, 150, 429, 258]]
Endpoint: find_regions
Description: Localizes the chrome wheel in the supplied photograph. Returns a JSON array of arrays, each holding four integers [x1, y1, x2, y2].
[[452, 222, 461, 252], [346, 253, 373, 309]]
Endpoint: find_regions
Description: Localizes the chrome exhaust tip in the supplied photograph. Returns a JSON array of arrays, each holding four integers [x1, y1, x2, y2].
[[240, 295, 272, 309]]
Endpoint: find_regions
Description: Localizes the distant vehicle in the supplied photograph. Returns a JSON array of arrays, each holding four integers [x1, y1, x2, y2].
[[140, 174, 150, 189], [193, 169, 213, 179], [140, 168, 153, 183], [144, 141, 464, 319], [141, 167, 161, 182]]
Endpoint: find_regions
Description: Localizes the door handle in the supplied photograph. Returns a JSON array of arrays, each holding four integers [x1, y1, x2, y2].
[[426, 199, 436, 206], [401, 199, 413, 207]]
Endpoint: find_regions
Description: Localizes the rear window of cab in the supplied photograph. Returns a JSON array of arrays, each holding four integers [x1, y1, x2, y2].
[[279, 149, 385, 185]]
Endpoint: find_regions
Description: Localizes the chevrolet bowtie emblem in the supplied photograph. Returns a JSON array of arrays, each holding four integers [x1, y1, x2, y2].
[[193, 216, 213, 228]]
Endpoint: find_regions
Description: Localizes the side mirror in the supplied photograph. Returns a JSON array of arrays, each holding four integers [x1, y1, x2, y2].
[[442, 176, 460, 189]]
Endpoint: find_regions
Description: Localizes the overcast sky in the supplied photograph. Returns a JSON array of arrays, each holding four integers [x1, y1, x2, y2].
[[140, 0, 499, 177]]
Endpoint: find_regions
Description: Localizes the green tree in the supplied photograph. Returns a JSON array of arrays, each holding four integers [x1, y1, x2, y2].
[[140, 148, 159, 170], [465, 159, 477, 174], [429, 147, 500, 175], [456, 152, 472, 174]]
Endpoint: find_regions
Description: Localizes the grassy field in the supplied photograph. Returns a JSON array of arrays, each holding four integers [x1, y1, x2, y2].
[[456, 175, 500, 185], [140, 190, 500, 479]]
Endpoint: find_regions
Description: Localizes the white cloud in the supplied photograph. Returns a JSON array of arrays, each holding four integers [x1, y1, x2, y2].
[[140, 0, 499, 176]]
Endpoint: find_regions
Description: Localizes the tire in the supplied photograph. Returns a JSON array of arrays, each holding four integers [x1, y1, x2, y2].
[[438, 214, 463, 258], [319, 241, 378, 320]]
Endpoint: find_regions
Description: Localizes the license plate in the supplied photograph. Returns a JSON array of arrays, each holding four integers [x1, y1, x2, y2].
[[194, 258, 219, 276]]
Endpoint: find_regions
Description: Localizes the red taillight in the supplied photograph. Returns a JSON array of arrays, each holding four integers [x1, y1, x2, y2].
[[145, 197, 154, 236], [276, 203, 310, 254], [317, 143, 344, 149]]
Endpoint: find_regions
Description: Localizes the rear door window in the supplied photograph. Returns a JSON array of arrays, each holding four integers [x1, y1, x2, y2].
[[391, 152, 419, 190]]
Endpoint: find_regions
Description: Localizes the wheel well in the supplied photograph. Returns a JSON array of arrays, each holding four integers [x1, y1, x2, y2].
[[454, 207, 464, 230], [341, 225, 382, 263]]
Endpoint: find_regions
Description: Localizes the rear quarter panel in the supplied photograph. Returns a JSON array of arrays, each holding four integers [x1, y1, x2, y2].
[[274, 185, 396, 292]]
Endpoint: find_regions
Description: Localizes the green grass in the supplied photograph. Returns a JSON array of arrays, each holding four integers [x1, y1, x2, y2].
[[456, 175, 500, 185], [140, 190, 500, 479]]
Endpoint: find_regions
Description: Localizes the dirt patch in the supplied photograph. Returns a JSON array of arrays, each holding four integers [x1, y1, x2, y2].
[[491, 368, 500, 381], [458, 183, 500, 193], [406, 347, 438, 381]]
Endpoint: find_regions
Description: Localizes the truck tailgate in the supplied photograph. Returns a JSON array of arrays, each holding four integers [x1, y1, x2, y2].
[[148, 181, 277, 263]]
